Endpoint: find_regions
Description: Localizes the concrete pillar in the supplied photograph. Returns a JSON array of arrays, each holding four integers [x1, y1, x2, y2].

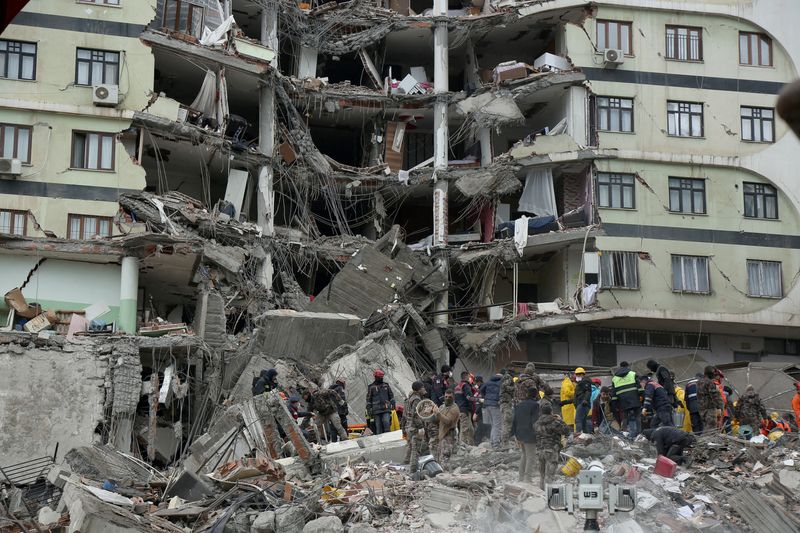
[[119, 256, 139, 334], [465, 40, 492, 166]]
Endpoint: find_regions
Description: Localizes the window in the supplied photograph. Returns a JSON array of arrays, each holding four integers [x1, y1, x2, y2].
[[741, 106, 774, 143], [668, 178, 706, 214], [71, 131, 115, 170], [0, 209, 27, 236], [764, 338, 800, 355], [671, 255, 710, 293], [78, 0, 121, 5], [164, 0, 205, 38], [667, 101, 703, 137], [596, 97, 634, 132], [75, 48, 119, 86], [597, 172, 635, 209], [597, 20, 632, 55], [739, 32, 772, 66], [666, 26, 702, 61], [743, 182, 778, 219], [0, 39, 36, 80], [0, 123, 32, 164], [67, 214, 112, 240], [599, 251, 639, 289], [747, 260, 782, 298], [591, 327, 710, 349]]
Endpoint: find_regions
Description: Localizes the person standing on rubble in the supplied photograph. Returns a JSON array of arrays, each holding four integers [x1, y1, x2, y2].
[[734, 384, 767, 431], [511, 386, 541, 483], [431, 365, 452, 406], [515, 363, 554, 405], [641, 375, 674, 428], [480, 371, 503, 450], [252, 368, 279, 396], [305, 388, 349, 444], [366, 369, 395, 435], [500, 369, 516, 444], [592, 386, 621, 434], [573, 368, 594, 434], [685, 374, 703, 433], [454, 371, 477, 445], [473, 376, 489, 445], [435, 388, 461, 465], [533, 402, 571, 490], [642, 427, 696, 465], [611, 361, 643, 438], [560, 371, 577, 429], [792, 383, 800, 426], [697, 366, 723, 432], [646, 359, 678, 408], [404, 381, 428, 474], [329, 378, 349, 440]]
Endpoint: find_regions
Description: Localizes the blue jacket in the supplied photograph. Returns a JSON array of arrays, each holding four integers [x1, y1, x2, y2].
[[590, 384, 600, 405], [685, 379, 700, 413], [643, 381, 671, 412], [480, 375, 502, 407]]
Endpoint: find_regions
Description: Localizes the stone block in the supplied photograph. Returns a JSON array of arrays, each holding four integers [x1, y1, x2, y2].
[[302, 516, 344, 533], [163, 469, 213, 502], [426, 511, 455, 529], [274, 505, 309, 533], [252, 510, 276, 533]]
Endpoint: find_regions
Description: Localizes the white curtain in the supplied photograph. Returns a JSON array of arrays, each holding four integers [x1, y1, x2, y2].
[[518, 168, 557, 216], [190, 70, 218, 117]]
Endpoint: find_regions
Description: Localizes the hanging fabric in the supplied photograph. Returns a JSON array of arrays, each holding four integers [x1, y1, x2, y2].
[[190, 70, 217, 119], [518, 168, 557, 216]]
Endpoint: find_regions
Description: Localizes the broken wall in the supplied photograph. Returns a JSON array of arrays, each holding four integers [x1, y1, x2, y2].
[[0, 342, 107, 465]]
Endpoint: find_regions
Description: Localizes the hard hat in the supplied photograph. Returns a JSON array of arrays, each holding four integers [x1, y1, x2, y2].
[[770, 411, 780, 420], [575, 367, 586, 374], [591, 378, 601, 385], [374, 369, 385, 378], [513, 376, 519, 383]]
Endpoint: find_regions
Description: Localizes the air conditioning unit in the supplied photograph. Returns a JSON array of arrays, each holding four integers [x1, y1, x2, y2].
[[0, 158, 22, 177], [603, 48, 625, 65], [93, 84, 119, 107]]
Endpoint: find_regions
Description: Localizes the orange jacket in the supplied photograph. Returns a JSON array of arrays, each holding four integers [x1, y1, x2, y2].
[[792, 393, 800, 424]]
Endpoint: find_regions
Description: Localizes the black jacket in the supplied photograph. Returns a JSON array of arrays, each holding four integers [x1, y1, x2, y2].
[[573, 376, 593, 407], [366, 380, 395, 415], [454, 380, 476, 414], [480, 375, 502, 407], [684, 379, 699, 413], [643, 381, 672, 413], [430, 373, 450, 406], [653, 365, 678, 407], [252, 369, 278, 395], [511, 399, 540, 443], [644, 427, 693, 456]]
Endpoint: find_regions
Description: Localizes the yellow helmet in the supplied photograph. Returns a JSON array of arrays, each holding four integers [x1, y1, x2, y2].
[[513, 376, 519, 382], [770, 412, 780, 421], [575, 367, 586, 375]]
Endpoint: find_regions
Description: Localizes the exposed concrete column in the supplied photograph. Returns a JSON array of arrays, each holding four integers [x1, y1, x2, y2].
[[464, 40, 492, 166], [257, 5, 278, 291], [119, 256, 139, 334], [297, 45, 318, 78], [432, 0, 449, 354]]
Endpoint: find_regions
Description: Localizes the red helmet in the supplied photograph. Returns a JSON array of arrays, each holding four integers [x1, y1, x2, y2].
[[591, 378, 602, 386], [374, 369, 385, 378]]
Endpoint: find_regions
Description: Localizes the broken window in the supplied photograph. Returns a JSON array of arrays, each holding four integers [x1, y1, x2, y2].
[[71, 131, 115, 171], [75, 48, 120, 86], [599, 251, 639, 289], [596, 20, 632, 54], [0, 123, 32, 163], [596, 97, 633, 132], [0, 39, 36, 80], [0, 209, 26, 236], [665, 26, 702, 61], [597, 172, 635, 209], [743, 182, 778, 219], [68, 214, 112, 240], [667, 101, 703, 137], [739, 32, 772, 66], [741, 106, 774, 143], [747, 259, 782, 298], [164, 0, 205, 38], [668, 177, 706, 214], [671, 254, 710, 294]]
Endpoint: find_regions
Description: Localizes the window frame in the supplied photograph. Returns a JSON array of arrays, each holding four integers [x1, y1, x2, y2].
[[0, 39, 37, 81], [671, 254, 711, 294], [667, 100, 704, 137], [597, 172, 636, 210], [0, 209, 27, 236], [596, 96, 634, 133], [599, 251, 640, 289], [67, 214, 113, 240], [77, 0, 121, 5], [741, 106, 775, 143], [0, 123, 32, 164], [75, 47, 120, 86], [743, 181, 778, 219], [163, 0, 205, 38], [596, 19, 633, 55], [70, 130, 116, 171], [665, 25, 703, 62], [668, 177, 706, 215], [739, 32, 773, 67], [746, 259, 782, 299]]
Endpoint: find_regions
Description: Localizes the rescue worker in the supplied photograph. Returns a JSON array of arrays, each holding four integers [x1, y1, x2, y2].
[[500, 369, 516, 443], [366, 369, 395, 435], [533, 402, 571, 490], [734, 384, 767, 430], [479, 372, 503, 450], [305, 388, 348, 444], [454, 371, 477, 445], [404, 381, 427, 474], [515, 363, 554, 404], [646, 359, 678, 407], [435, 389, 461, 465], [252, 368, 278, 395], [684, 374, 703, 433], [611, 361, 642, 438], [592, 386, 620, 434], [641, 375, 674, 428], [511, 387, 540, 483], [590, 378, 602, 405], [793, 383, 800, 425], [674, 385, 693, 433], [473, 376, 489, 445], [560, 371, 576, 429], [642, 427, 696, 465], [573, 368, 593, 434], [288, 395, 311, 421], [328, 378, 349, 441], [430, 365, 452, 406], [697, 366, 723, 432]]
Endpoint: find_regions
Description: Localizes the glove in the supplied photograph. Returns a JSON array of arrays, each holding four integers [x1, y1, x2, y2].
[[641, 408, 648, 417]]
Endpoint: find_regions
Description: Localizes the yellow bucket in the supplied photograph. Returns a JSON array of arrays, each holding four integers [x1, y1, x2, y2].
[[561, 457, 582, 477]]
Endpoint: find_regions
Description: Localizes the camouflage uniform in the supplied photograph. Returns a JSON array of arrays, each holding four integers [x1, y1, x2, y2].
[[500, 373, 516, 442], [734, 389, 767, 428], [533, 413, 571, 490], [310, 389, 349, 444], [697, 376, 723, 432], [404, 391, 425, 472], [514, 363, 554, 405], [436, 402, 461, 466]]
